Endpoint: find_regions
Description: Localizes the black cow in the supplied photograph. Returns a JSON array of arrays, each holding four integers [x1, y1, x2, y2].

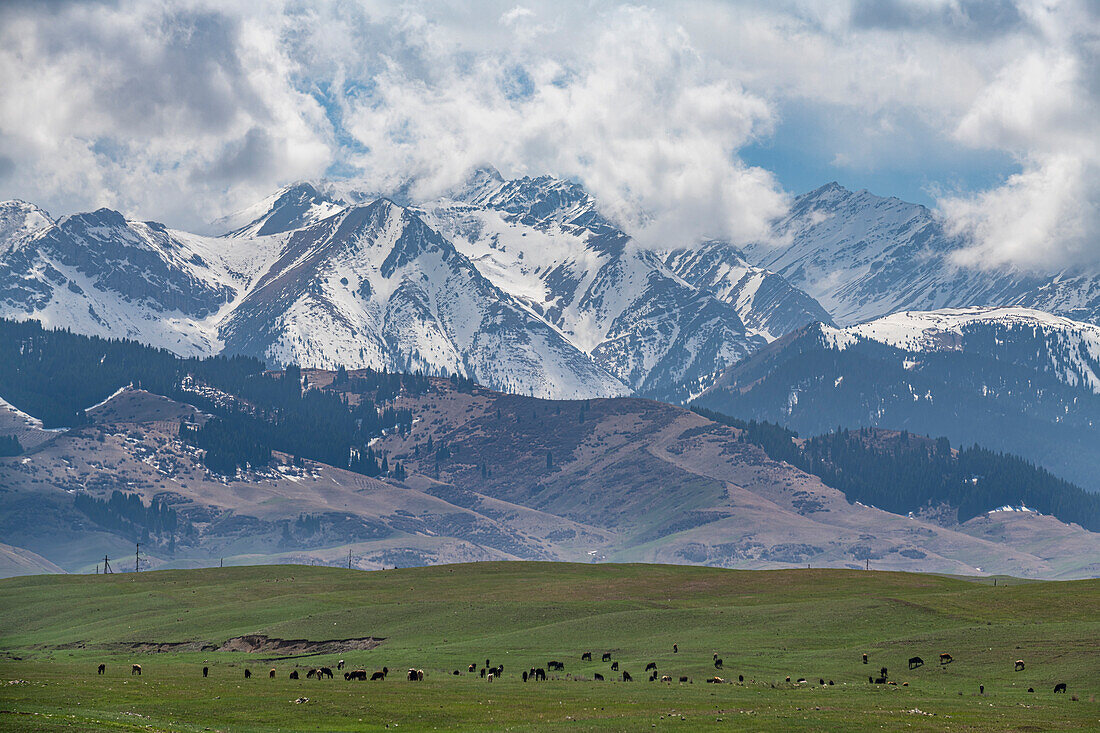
[[909, 657, 924, 669], [594, 673, 604, 681], [679, 676, 689, 683], [738, 675, 744, 683], [320, 667, 333, 679], [939, 653, 953, 665], [673, 644, 678, 653], [203, 666, 209, 678], [645, 662, 657, 672], [602, 653, 612, 662], [469, 663, 476, 673], [97, 664, 105, 675], [611, 661, 619, 671], [522, 671, 529, 682], [1015, 660, 1025, 672], [581, 652, 592, 661], [1054, 683, 1067, 693], [289, 670, 299, 680], [622, 671, 633, 681], [714, 658, 723, 669], [548, 660, 564, 671], [480, 668, 486, 678], [862, 653, 868, 664], [131, 665, 141, 676], [534, 668, 547, 681], [244, 669, 251, 679]]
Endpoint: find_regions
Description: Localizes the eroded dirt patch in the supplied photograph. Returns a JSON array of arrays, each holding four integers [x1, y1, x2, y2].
[[58, 634, 383, 656]]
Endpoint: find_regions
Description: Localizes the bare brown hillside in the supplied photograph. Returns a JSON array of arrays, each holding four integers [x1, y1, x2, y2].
[[1, 377, 1098, 579]]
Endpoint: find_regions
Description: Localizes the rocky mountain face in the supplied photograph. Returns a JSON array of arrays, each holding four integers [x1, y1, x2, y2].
[[741, 183, 1100, 327], [0, 175, 828, 402], [694, 307, 1100, 490], [219, 199, 630, 398]]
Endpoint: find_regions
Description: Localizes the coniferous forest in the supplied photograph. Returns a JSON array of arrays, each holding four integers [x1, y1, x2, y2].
[[693, 406, 1100, 531], [0, 318, 414, 476]]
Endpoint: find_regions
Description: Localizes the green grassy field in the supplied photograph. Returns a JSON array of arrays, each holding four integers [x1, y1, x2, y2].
[[0, 562, 1097, 731]]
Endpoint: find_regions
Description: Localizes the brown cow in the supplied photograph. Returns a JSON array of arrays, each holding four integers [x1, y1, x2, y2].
[[131, 664, 141, 676], [370, 668, 387, 681], [939, 653, 953, 665]]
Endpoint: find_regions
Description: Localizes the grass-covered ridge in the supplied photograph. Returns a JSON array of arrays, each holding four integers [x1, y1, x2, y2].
[[1, 562, 1097, 731]]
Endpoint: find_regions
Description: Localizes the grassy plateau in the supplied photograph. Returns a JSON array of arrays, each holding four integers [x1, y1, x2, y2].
[[0, 562, 1097, 731]]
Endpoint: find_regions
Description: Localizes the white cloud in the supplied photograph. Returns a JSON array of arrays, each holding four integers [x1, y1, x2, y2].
[[0, 0, 1094, 268]]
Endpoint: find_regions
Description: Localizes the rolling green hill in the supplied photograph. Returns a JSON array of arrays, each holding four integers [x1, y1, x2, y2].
[[0, 563, 1097, 731]]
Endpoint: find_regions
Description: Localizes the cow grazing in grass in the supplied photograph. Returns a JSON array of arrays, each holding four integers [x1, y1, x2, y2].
[[1015, 660, 1025, 671], [485, 659, 491, 668], [601, 652, 612, 662], [534, 668, 546, 681], [320, 667, 333, 679], [594, 673, 604, 681], [661, 675, 672, 683], [468, 663, 476, 673], [939, 653, 953, 665], [649, 672, 658, 681], [622, 671, 633, 682], [244, 669, 251, 679], [738, 675, 744, 683], [679, 676, 689, 683], [269, 669, 276, 679], [714, 658, 723, 670], [819, 679, 825, 686], [874, 677, 887, 684], [203, 667, 208, 678], [706, 677, 723, 684], [306, 669, 318, 679], [1054, 683, 1067, 693], [131, 665, 141, 676], [611, 661, 619, 671], [371, 668, 388, 681], [337, 660, 345, 671], [548, 660, 564, 671], [909, 657, 924, 669], [289, 670, 299, 680], [827, 680, 833, 686], [673, 644, 678, 653], [97, 664, 105, 675], [345, 670, 367, 681], [480, 667, 486, 678], [522, 671, 529, 682], [487, 673, 494, 682], [862, 653, 868, 664], [645, 662, 657, 672], [581, 652, 592, 661], [407, 669, 423, 681]]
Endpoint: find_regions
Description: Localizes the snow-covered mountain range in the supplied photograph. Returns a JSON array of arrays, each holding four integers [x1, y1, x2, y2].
[[0, 174, 827, 401], [1, 175, 1098, 405], [742, 183, 1100, 327]]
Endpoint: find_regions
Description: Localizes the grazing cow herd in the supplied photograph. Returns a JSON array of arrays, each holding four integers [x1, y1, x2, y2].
[[90, 646, 1074, 697]]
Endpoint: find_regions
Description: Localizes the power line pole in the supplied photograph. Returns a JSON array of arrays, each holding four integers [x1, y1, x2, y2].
[[135, 542, 140, 573], [103, 554, 112, 574], [348, 549, 352, 569]]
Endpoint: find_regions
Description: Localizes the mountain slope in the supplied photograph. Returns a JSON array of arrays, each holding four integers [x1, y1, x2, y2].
[[422, 171, 830, 400], [742, 183, 1100, 327], [219, 199, 629, 399], [694, 307, 1100, 490]]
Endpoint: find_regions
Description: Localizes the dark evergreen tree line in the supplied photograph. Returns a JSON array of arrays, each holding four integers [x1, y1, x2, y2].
[[692, 406, 1100, 531], [0, 434, 21, 457], [73, 490, 188, 541]]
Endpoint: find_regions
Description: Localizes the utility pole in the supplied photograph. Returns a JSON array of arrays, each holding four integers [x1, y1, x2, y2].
[[220, 558, 224, 568], [348, 549, 352, 569], [103, 554, 112, 574], [865, 558, 870, 571], [135, 542, 140, 572]]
